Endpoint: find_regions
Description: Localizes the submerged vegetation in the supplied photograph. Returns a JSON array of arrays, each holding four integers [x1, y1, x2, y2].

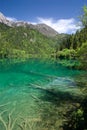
[[0, 58, 86, 130]]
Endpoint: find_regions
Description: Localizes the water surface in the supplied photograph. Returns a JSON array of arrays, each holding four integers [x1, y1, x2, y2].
[[0, 59, 86, 130]]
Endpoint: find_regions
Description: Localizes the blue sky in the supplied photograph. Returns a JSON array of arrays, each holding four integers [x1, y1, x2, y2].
[[0, 0, 87, 33]]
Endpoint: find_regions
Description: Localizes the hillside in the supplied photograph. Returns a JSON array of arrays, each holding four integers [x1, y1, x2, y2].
[[0, 23, 57, 58]]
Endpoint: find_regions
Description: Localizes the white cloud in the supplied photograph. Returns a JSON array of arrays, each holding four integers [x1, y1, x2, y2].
[[6, 17, 17, 22], [35, 17, 81, 34]]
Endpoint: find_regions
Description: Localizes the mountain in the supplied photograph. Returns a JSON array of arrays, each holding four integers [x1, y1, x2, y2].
[[0, 12, 69, 59], [33, 24, 58, 37], [0, 12, 58, 37]]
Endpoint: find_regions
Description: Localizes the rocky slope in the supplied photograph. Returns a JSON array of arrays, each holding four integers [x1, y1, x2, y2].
[[0, 12, 58, 37]]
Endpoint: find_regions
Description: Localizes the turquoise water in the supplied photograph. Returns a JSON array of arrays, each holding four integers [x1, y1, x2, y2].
[[0, 59, 86, 130]]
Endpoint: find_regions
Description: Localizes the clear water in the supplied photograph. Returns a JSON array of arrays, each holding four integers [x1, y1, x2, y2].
[[0, 59, 86, 130]]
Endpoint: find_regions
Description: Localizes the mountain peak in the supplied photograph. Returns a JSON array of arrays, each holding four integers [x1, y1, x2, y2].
[[0, 12, 4, 17], [0, 12, 14, 26], [0, 12, 7, 22], [34, 23, 58, 37]]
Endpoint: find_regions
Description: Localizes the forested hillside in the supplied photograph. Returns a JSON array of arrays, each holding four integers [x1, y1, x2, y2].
[[0, 23, 56, 58]]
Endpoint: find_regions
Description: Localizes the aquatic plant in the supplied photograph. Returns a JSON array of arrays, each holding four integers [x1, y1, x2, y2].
[[0, 103, 17, 130]]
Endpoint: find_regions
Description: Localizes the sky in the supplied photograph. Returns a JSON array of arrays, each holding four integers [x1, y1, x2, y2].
[[0, 0, 87, 34]]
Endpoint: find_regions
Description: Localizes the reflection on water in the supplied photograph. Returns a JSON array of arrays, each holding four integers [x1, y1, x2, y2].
[[0, 59, 86, 130]]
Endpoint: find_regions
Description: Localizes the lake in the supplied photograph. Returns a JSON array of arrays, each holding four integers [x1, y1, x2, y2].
[[0, 59, 86, 130]]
